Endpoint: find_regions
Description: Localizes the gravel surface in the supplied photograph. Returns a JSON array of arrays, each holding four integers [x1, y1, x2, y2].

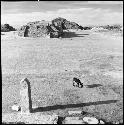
[[2, 30, 123, 123]]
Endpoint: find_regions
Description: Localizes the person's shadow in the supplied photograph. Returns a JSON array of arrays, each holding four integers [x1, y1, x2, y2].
[[85, 84, 102, 88], [62, 31, 89, 38]]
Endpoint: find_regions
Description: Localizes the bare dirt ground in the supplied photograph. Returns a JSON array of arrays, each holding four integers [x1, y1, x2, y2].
[[2, 30, 123, 123]]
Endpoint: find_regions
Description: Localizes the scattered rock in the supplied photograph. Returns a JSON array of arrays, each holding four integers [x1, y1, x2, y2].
[[99, 120, 105, 124], [63, 117, 86, 124], [83, 117, 99, 124], [2, 113, 58, 124], [11, 105, 21, 111]]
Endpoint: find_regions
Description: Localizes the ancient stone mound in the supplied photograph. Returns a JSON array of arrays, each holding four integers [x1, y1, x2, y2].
[[52, 17, 80, 30], [1, 24, 16, 32], [18, 21, 60, 38], [18, 17, 81, 38]]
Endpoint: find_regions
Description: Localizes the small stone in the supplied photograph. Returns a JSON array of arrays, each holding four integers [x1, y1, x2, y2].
[[99, 120, 105, 124], [115, 121, 120, 124], [68, 110, 82, 115], [64, 117, 85, 124], [83, 117, 99, 124], [11, 105, 20, 111]]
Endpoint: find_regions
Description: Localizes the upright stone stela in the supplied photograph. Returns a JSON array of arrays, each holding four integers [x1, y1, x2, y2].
[[2, 78, 59, 124], [20, 78, 32, 113]]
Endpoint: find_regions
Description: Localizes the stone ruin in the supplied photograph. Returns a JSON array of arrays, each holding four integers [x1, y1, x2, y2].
[[18, 17, 80, 38]]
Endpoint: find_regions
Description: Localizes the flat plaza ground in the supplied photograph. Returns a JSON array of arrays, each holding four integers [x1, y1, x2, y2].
[[2, 30, 123, 123]]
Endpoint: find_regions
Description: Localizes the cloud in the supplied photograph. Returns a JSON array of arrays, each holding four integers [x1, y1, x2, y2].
[[87, 1, 123, 4], [1, 7, 123, 28]]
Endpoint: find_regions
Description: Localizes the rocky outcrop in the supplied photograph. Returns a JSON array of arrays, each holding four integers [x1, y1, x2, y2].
[[18, 17, 81, 38], [1, 24, 16, 32]]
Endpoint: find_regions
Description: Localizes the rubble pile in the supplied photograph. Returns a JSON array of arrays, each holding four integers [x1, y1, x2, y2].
[[18, 17, 81, 38]]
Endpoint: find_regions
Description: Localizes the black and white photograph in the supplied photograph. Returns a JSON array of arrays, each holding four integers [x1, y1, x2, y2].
[[1, 1, 123, 124]]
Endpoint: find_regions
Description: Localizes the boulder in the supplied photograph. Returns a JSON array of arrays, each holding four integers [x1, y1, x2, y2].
[[83, 117, 99, 124]]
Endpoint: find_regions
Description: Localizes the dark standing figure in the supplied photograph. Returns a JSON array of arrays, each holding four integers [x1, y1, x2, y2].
[[73, 77, 83, 88]]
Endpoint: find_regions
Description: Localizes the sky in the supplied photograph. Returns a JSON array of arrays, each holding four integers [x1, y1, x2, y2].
[[1, 1, 123, 28]]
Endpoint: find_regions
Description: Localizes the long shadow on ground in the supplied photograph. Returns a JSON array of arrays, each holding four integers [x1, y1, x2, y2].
[[32, 100, 118, 113]]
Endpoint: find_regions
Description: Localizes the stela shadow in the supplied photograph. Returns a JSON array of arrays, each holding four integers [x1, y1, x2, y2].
[[31, 100, 118, 113]]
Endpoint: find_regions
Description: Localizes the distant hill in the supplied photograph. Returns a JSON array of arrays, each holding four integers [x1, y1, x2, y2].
[[92, 24, 122, 31]]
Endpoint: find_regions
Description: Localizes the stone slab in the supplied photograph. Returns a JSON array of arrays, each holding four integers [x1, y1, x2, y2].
[[2, 113, 58, 124]]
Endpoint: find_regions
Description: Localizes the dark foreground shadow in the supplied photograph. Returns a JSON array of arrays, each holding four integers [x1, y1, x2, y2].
[[85, 84, 102, 88], [62, 32, 89, 38], [32, 100, 118, 113], [2, 122, 25, 124]]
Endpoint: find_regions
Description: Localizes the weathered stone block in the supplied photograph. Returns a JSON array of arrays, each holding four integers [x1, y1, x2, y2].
[[20, 78, 32, 113], [83, 117, 99, 124], [63, 117, 86, 124]]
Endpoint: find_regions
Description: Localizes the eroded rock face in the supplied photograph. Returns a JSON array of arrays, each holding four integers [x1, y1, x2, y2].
[[18, 17, 81, 38]]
